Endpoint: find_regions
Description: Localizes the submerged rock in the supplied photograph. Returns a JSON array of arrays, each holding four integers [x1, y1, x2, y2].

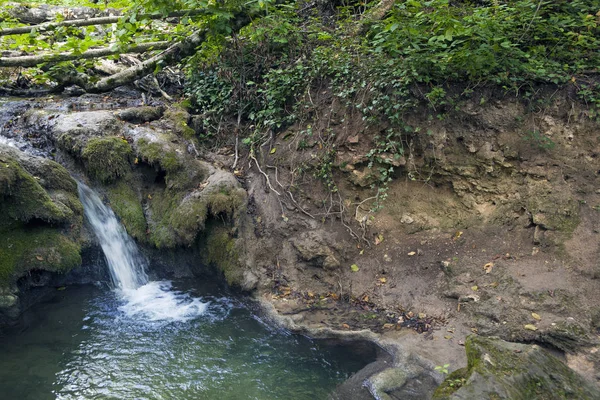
[[433, 335, 600, 399]]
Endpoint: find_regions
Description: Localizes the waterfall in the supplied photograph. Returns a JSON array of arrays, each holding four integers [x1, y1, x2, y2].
[[78, 182, 206, 321], [78, 183, 148, 290]]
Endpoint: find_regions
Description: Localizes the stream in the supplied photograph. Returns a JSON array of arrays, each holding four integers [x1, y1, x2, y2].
[[0, 180, 375, 399]]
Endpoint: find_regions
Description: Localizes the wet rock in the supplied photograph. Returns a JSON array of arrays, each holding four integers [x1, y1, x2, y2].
[[433, 335, 600, 399]]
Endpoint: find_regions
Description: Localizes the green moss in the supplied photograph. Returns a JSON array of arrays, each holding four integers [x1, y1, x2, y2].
[[206, 186, 247, 218], [0, 220, 81, 285], [146, 184, 245, 249], [437, 336, 600, 399], [136, 138, 179, 171], [0, 155, 75, 223], [202, 225, 242, 286], [432, 368, 469, 399], [106, 180, 147, 241], [170, 196, 208, 246], [82, 137, 133, 184], [163, 106, 195, 140]]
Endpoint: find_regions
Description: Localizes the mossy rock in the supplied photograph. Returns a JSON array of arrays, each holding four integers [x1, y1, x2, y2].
[[162, 106, 195, 139], [0, 145, 83, 287], [136, 137, 183, 174], [117, 106, 164, 124], [82, 136, 133, 184], [433, 335, 600, 399], [0, 147, 80, 224], [106, 180, 147, 242], [200, 224, 243, 286], [0, 220, 81, 285], [147, 184, 246, 249]]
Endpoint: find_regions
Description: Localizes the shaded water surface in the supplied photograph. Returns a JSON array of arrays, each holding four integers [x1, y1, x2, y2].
[[0, 280, 373, 400]]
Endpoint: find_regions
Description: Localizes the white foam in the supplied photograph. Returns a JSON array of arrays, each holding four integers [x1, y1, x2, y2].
[[119, 281, 207, 322], [0, 136, 19, 148]]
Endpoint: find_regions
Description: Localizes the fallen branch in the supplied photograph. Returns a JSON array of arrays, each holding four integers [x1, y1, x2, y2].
[[88, 29, 207, 93], [0, 41, 170, 67], [0, 10, 208, 36]]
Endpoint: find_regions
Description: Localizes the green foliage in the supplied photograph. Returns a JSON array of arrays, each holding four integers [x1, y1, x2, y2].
[[183, 0, 600, 210]]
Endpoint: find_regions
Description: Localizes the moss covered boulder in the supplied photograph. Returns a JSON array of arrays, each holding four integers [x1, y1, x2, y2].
[[433, 335, 600, 399], [81, 136, 133, 184], [0, 144, 83, 299]]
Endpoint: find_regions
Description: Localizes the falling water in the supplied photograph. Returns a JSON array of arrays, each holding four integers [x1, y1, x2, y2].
[[78, 182, 148, 290], [78, 182, 206, 321]]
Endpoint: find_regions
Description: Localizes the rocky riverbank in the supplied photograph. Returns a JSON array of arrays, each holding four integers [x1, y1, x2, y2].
[[0, 88, 599, 398]]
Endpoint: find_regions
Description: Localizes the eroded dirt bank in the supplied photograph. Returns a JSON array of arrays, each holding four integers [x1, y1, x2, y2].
[[0, 87, 599, 398]]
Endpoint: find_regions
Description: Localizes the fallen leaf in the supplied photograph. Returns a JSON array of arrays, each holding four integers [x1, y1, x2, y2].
[[359, 249, 364, 255], [471, 328, 478, 333], [383, 323, 395, 329], [35, 255, 43, 261], [361, 294, 369, 302], [453, 231, 463, 240], [524, 324, 538, 331], [307, 292, 315, 298], [531, 312, 542, 321], [134, 157, 139, 165], [407, 251, 416, 256], [341, 323, 350, 329], [350, 264, 360, 272], [147, 194, 152, 200], [378, 277, 387, 284], [444, 335, 453, 340], [471, 285, 478, 291], [270, 147, 277, 154], [375, 234, 384, 245], [57, 286, 66, 291], [483, 262, 494, 274], [418, 313, 426, 319]]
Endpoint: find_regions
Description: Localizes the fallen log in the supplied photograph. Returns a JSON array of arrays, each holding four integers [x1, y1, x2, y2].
[[0, 10, 208, 37], [89, 30, 206, 93], [4, 2, 118, 24], [0, 41, 170, 68]]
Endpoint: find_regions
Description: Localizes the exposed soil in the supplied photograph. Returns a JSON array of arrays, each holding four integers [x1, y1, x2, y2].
[[233, 88, 600, 394]]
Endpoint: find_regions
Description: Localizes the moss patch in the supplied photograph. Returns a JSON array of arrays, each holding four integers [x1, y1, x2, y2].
[[0, 220, 81, 285], [0, 154, 76, 224], [106, 180, 147, 242], [163, 106, 195, 139], [147, 184, 246, 249], [435, 335, 600, 399], [82, 137, 133, 183], [201, 224, 243, 286]]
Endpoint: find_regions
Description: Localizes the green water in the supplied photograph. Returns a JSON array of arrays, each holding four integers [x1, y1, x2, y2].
[[0, 280, 374, 400]]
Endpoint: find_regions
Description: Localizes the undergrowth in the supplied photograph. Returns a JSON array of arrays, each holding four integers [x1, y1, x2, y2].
[[184, 0, 600, 209]]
